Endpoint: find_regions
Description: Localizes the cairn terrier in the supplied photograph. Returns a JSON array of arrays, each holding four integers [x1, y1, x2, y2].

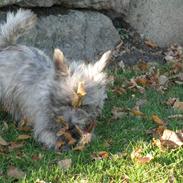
[[0, 9, 111, 151]]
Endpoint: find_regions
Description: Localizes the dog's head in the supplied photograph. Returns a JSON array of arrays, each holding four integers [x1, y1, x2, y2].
[[51, 49, 111, 131]]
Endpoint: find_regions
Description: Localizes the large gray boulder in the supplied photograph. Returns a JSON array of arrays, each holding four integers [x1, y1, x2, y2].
[[127, 0, 183, 47], [17, 10, 120, 61], [0, 0, 129, 14]]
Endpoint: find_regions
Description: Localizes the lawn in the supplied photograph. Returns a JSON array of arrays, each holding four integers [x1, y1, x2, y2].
[[0, 61, 183, 183]]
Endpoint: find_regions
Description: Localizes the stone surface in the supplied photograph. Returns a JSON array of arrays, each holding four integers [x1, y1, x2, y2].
[[14, 10, 120, 61], [127, 0, 183, 47], [0, 0, 130, 14]]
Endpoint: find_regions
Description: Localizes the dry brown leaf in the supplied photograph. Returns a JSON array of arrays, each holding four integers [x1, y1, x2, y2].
[[58, 159, 72, 170], [63, 131, 76, 145], [131, 107, 145, 117], [32, 153, 43, 161], [73, 145, 85, 151], [111, 107, 128, 120], [56, 128, 67, 137], [56, 116, 69, 129], [112, 87, 126, 95], [159, 75, 169, 86], [8, 142, 24, 151], [55, 140, 65, 150], [155, 125, 166, 137], [145, 39, 157, 49], [152, 114, 165, 126], [135, 78, 149, 86], [17, 134, 31, 140], [0, 135, 8, 146], [91, 151, 109, 161], [73, 132, 92, 151], [166, 98, 177, 106], [131, 148, 153, 164], [7, 166, 25, 179], [137, 61, 149, 71], [160, 129, 183, 148], [173, 100, 183, 111]]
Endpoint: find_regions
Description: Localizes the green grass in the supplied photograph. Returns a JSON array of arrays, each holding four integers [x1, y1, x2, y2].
[[1, 65, 183, 183]]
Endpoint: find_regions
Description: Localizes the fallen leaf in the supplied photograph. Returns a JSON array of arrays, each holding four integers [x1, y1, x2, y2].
[[63, 131, 76, 145], [73, 145, 85, 151], [159, 75, 169, 86], [8, 142, 24, 151], [91, 151, 109, 161], [17, 134, 31, 140], [7, 166, 25, 179], [131, 148, 153, 164], [137, 60, 149, 71], [155, 125, 166, 137], [32, 153, 43, 161], [56, 116, 69, 129], [131, 107, 145, 117], [166, 98, 177, 106], [173, 100, 183, 111], [58, 159, 72, 170], [145, 39, 157, 49], [72, 81, 87, 108], [55, 140, 65, 150], [160, 129, 183, 148], [152, 114, 166, 126], [73, 132, 92, 151], [111, 107, 128, 120], [112, 87, 126, 95], [0, 136, 8, 146], [135, 78, 149, 86], [136, 154, 153, 164]]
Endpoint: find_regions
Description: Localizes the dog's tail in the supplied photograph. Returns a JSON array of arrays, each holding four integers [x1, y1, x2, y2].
[[0, 9, 37, 47]]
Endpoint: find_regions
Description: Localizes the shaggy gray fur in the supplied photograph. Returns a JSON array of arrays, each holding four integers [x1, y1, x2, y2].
[[0, 9, 111, 150]]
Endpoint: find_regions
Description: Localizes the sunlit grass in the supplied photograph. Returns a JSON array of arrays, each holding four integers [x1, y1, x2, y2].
[[0, 65, 183, 183]]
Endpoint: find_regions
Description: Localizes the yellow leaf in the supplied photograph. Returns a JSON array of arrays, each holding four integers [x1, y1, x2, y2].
[[152, 114, 165, 126], [72, 82, 87, 108], [77, 82, 86, 96]]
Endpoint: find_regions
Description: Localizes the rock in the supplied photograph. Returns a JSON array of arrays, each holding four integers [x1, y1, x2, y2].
[[0, 10, 120, 61], [127, 0, 183, 47], [0, 0, 130, 15]]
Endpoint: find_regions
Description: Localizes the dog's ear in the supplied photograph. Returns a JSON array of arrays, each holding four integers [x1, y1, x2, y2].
[[53, 48, 68, 76], [94, 50, 112, 72]]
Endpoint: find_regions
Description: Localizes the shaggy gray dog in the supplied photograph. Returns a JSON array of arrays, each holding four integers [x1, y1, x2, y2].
[[0, 9, 111, 150]]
